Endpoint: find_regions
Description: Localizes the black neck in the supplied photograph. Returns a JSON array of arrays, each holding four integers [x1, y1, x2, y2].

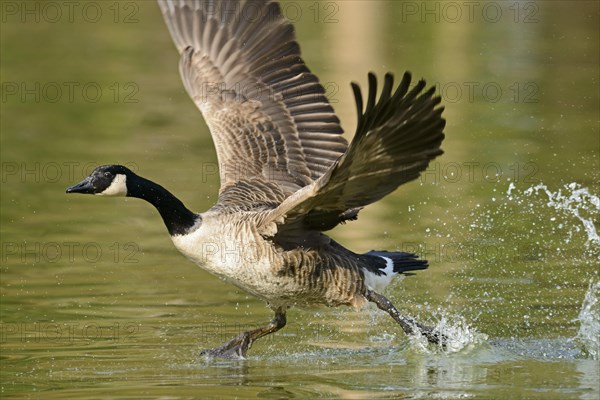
[[127, 175, 198, 236]]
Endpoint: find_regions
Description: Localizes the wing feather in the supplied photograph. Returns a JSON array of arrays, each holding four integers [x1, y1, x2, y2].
[[263, 72, 445, 232], [158, 0, 347, 196]]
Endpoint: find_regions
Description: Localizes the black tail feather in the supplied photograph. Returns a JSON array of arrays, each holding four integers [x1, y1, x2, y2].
[[365, 250, 428, 275]]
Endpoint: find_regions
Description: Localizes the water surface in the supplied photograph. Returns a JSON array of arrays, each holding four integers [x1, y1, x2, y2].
[[1, 1, 599, 398]]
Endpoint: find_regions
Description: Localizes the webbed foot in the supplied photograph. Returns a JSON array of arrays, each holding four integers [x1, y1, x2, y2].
[[366, 289, 448, 347], [414, 321, 448, 346], [199, 307, 286, 359], [200, 333, 251, 359]]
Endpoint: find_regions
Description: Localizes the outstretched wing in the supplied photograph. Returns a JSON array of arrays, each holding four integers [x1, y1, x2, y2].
[[158, 0, 347, 195], [264, 72, 445, 232]]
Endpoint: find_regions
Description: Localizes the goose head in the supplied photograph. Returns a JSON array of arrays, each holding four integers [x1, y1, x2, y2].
[[66, 165, 132, 196], [66, 165, 198, 235]]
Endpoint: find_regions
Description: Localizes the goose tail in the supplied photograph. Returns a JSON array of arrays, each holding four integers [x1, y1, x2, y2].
[[362, 250, 428, 291]]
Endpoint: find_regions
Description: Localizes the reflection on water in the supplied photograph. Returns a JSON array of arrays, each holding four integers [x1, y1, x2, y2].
[[1, 0, 599, 398]]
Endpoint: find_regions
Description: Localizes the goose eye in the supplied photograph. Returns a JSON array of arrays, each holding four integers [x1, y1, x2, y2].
[[104, 172, 113, 178]]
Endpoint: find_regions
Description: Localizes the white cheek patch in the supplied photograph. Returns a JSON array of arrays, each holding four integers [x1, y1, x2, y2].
[[97, 174, 127, 196]]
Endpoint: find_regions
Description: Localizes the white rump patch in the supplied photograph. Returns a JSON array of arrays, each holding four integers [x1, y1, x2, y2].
[[364, 256, 395, 292], [97, 174, 127, 197]]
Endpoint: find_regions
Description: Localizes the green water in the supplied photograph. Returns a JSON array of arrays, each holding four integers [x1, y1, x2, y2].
[[1, 1, 599, 398]]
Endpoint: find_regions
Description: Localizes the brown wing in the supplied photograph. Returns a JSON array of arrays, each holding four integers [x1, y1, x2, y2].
[[263, 72, 446, 232], [158, 0, 347, 195]]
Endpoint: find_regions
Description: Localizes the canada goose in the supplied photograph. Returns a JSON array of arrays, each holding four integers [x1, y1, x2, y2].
[[67, 0, 446, 358]]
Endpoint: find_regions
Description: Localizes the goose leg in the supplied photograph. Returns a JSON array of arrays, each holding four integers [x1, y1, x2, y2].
[[200, 307, 287, 359], [365, 289, 447, 346]]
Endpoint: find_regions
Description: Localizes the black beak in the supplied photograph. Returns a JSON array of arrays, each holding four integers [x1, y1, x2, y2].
[[66, 177, 94, 194]]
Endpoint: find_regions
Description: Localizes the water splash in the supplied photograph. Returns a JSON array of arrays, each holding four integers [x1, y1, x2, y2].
[[576, 279, 600, 360], [521, 182, 600, 247], [409, 311, 488, 354]]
